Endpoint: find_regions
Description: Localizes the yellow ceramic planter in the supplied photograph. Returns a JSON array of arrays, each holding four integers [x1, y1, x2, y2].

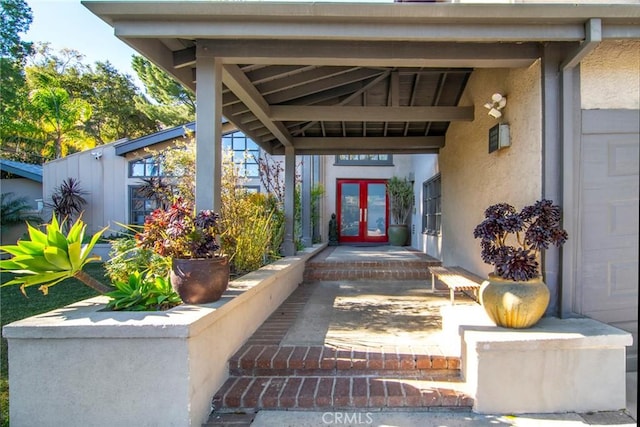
[[480, 274, 550, 329]]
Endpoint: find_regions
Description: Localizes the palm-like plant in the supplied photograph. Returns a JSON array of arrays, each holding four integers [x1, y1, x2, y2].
[[0, 215, 111, 295], [48, 177, 87, 228], [27, 68, 93, 159], [0, 192, 42, 231]]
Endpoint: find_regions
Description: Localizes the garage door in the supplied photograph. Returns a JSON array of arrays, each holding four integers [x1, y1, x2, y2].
[[578, 109, 639, 371]]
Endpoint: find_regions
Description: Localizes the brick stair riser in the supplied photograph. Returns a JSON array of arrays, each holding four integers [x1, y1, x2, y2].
[[305, 259, 440, 268], [303, 269, 430, 281], [213, 376, 473, 412], [230, 368, 457, 378], [229, 346, 461, 374]]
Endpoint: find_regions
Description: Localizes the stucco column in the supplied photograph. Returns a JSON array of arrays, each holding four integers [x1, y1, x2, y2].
[[282, 145, 297, 256], [301, 155, 313, 247], [541, 43, 574, 318], [195, 54, 223, 212]]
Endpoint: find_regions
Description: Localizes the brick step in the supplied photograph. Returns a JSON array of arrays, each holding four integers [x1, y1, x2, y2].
[[304, 268, 431, 281], [305, 259, 441, 269], [212, 375, 473, 412], [229, 345, 461, 378]]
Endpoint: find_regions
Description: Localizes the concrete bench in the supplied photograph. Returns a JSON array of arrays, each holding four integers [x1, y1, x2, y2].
[[428, 266, 483, 304]]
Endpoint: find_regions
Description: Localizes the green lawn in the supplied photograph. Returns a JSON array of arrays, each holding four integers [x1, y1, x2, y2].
[[0, 263, 106, 427]]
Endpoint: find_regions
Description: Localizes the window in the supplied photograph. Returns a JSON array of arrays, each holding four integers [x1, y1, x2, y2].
[[335, 154, 393, 166], [129, 185, 163, 225], [127, 131, 262, 225], [423, 174, 441, 235], [222, 132, 260, 177], [129, 156, 163, 178]]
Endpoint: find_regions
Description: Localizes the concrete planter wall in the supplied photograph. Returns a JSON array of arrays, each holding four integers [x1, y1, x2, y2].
[[3, 244, 326, 427]]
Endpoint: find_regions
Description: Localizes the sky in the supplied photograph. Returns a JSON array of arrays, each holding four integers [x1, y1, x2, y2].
[[25, 0, 141, 81], [24, 0, 394, 87]]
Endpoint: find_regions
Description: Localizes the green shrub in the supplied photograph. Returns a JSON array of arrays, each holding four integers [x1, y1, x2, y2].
[[104, 235, 169, 284], [221, 189, 283, 276], [106, 272, 181, 311]]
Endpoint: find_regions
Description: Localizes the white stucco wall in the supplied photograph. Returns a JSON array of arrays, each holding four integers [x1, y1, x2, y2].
[[43, 142, 129, 236], [439, 65, 542, 275], [410, 154, 439, 255], [581, 40, 640, 110], [319, 154, 414, 243]]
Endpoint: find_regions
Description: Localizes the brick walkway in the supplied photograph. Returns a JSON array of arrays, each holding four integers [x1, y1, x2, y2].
[[208, 247, 475, 425]]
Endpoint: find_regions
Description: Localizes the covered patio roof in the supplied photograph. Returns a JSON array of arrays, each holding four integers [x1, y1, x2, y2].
[[84, 1, 640, 156]]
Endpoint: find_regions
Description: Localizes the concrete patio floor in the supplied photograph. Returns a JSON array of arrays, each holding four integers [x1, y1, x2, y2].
[[255, 245, 637, 426]]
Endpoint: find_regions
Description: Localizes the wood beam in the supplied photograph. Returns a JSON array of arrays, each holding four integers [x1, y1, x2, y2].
[[291, 136, 444, 151], [271, 106, 474, 122], [173, 46, 196, 69], [114, 20, 584, 43], [197, 40, 541, 68], [221, 64, 293, 147]]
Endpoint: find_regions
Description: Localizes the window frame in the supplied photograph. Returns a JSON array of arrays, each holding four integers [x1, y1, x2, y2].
[[128, 156, 163, 178], [334, 154, 393, 166], [222, 132, 260, 178], [422, 174, 442, 236]]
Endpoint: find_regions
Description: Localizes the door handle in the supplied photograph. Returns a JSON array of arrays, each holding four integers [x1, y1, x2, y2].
[[359, 208, 363, 222], [364, 208, 368, 222]]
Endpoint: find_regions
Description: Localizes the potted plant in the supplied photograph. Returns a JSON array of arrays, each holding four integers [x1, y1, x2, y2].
[[473, 199, 568, 328], [136, 198, 229, 304], [386, 176, 413, 246]]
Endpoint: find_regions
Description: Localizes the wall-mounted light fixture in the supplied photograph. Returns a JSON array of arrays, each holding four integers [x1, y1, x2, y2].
[[91, 150, 103, 160], [484, 93, 507, 119]]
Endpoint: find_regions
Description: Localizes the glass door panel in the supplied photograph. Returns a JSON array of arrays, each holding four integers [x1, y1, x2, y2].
[[340, 183, 361, 237], [366, 183, 387, 238], [337, 180, 388, 244]]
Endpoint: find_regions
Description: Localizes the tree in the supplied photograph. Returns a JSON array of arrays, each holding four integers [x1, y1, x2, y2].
[[79, 61, 158, 144], [0, 0, 33, 60], [0, 0, 34, 161], [27, 66, 93, 159], [132, 55, 195, 126]]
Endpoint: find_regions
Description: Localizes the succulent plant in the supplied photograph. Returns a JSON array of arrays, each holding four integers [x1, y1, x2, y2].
[[136, 198, 221, 259], [473, 199, 568, 281], [0, 215, 111, 295]]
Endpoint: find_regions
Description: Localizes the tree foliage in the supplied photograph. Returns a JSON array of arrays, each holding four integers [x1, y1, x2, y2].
[[2, 45, 160, 161], [0, 0, 33, 60], [26, 66, 93, 158], [79, 61, 158, 144], [132, 55, 195, 126], [0, 0, 33, 160], [1, 12, 196, 163]]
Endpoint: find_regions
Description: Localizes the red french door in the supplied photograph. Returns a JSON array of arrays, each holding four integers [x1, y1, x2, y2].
[[337, 179, 388, 244]]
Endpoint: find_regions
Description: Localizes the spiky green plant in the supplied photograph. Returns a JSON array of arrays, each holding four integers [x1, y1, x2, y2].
[[106, 272, 181, 311], [0, 216, 111, 295]]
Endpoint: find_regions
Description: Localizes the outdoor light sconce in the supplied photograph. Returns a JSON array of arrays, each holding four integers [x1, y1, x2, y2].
[[484, 93, 507, 119]]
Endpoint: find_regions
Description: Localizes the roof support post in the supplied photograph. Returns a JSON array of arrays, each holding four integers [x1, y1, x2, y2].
[[282, 145, 297, 256], [195, 54, 223, 213], [301, 155, 313, 248], [558, 18, 602, 319], [540, 42, 574, 318]]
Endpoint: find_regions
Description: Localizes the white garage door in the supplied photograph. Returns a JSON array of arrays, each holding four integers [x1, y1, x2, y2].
[[578, 109, 639, 371]]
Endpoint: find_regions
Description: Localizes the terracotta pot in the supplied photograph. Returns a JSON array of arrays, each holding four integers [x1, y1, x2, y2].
[[388, 224, 408, 246], [170, 257, 230, 304], [480, 274, 550, 329]]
